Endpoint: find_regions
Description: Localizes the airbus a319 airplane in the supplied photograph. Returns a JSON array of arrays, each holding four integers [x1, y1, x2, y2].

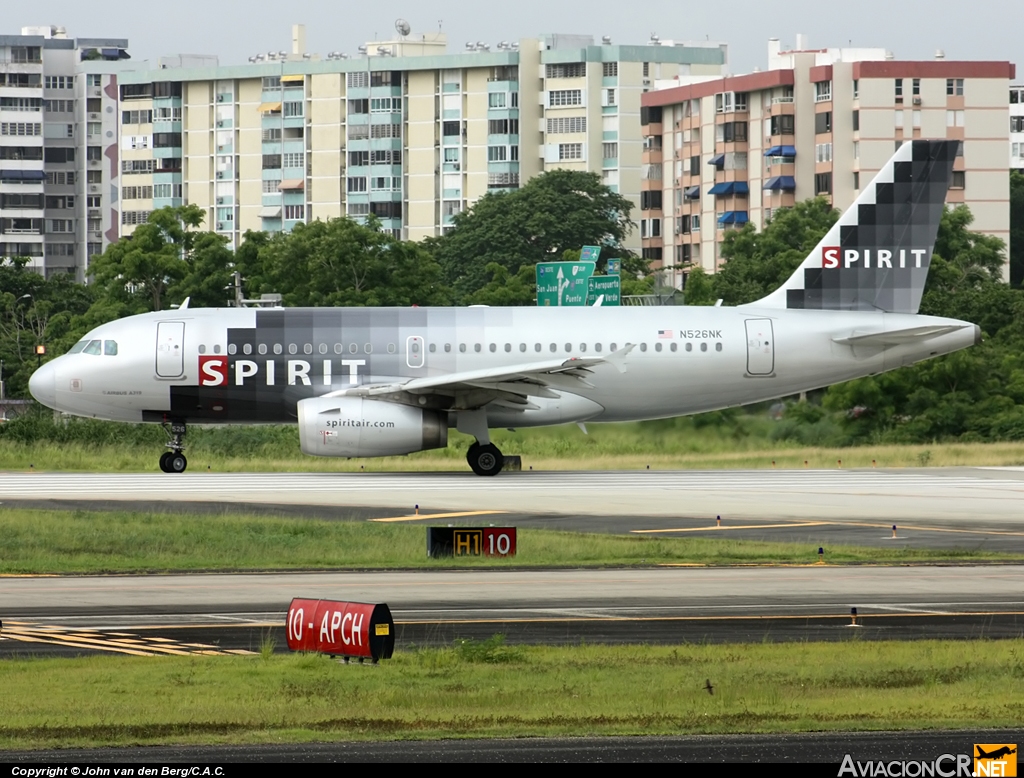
[[30, 140, 978, 475]]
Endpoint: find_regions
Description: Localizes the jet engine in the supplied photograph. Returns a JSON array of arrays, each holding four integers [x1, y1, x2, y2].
[[298, 396, 448, 457]]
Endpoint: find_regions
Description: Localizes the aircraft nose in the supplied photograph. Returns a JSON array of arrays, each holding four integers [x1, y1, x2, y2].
[[28, 360, 57, 409]]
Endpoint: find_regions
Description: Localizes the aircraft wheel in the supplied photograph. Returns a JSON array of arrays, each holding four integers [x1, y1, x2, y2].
[[159, 452, 173, 473], [467, 443, 503, 476], [167, 453, 188, 473]]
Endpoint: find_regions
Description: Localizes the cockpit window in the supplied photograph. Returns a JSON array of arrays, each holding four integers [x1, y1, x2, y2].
[[104, 340, 118, 356], [68, 341, 87, 355], [82, 340, 102, 355]]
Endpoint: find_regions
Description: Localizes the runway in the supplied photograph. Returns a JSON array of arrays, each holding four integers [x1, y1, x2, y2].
[[3, 566, 1023, 657], [3, 468, 1024, 525]]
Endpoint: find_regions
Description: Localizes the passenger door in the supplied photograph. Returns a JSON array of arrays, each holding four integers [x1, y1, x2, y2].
[[156, 321, 185, 378], [745, 318, 775, 376]]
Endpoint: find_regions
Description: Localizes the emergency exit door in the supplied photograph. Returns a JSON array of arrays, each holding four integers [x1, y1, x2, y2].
[[406, 335, 425, 368], [745, 318, 775, 376], [156, 321, 185, 377]]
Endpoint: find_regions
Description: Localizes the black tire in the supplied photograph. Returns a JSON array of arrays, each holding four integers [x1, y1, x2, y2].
[[159, 452, 173, 473], [467, 443, 503, 476], [168, 453, 188, 473]]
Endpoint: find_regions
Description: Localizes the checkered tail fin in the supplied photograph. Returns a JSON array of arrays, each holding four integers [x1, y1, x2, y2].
[[752, 139, 959, 313]]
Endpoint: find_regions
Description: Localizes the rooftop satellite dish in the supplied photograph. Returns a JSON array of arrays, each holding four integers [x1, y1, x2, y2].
[[395, 18, 411, 37]]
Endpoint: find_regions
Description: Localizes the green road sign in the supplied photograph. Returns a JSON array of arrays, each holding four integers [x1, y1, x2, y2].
[[587, 275, 621, 306], [536, 262, 595, 306], [580, 245, 601, 262], [606, 258, 621, 276]]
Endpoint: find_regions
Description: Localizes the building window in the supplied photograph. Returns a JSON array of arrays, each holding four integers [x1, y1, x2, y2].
[[122, 160, 156, 174], [770, 115, 795, 136], [369, 176, 400, 191], [262, 76, 282, 89], [443, 148, 459, 163], [853, 171, 860, 190], [852, 110, 859, 132], [283, 101, 303, 118], [1011, 117, 1024, 133], [488, 92, 507, 109], [0, 122, 42, 136], [814, 112, 832, 134], [347, 99, 368, 116], [895, 111, 905, 129], [488, 172, 520, 187], [154, 183, 182, 198], [946, 78, 964, 96], [370, 123, 400, 139], [814, 172, 832, 195], [348, 151, 369, 167], [262, 179, 281, 193], [262, 154, 282, 169], [950, 171, 965, 189], [487, 146, 507, 162], [715, 121, 748, 142], [282, 152, 303, 168], [549, 90, 583, 107], [558, 143, 583, 160], [284, 205, 305, 220], [689, 155, 700, 176], [913, 110, 921, 128], [121, 110, 153, 124], [946, 110, 965, 127], [853, 141, 859, 159], [369, 97, 398, 113], [347, 177, 367, 193], [489, 118, 520, 135], [86, 74, 102, 87], [853, 79, 859, 99], [442, 121, 461, 136], [546, 63, 586, 79], [912, 78, 921, 96], [894, 79, 903, 101], [121, 211, 151, 225], [121, 186, 154, 200], [640, 190, 662, 210], [44, 76, 73, 90], [546, 117, 586, 134], [815, 143, 832, 163], [347, 202, 369, 216], [603, 62, 617, 77], [443, 200, 461, 217], [814, 81, 832, 102], [602, 142, 618, 159]]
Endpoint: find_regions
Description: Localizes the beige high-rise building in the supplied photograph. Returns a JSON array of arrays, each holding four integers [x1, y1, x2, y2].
[[639, 37, 1016, 286], [114, 30, 728, 252]]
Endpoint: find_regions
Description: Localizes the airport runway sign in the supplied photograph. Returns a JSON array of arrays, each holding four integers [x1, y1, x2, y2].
[[587, 275, 621, 306], [536, 261, 595, 306]]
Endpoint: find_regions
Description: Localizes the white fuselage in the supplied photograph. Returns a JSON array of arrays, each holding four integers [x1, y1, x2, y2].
[[30, 305, 978, 429]]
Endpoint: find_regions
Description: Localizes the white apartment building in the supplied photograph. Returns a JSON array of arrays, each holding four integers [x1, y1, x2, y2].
[[1012, 82, 1024, 170], [1, 26, 130, 279]]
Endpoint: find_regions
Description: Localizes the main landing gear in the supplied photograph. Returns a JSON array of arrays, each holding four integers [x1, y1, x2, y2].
[[159, 420, 188, 473], [466, 441, 504, 477]]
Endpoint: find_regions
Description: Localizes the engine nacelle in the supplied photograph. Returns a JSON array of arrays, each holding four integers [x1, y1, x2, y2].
[[298, 396, 448, 458]]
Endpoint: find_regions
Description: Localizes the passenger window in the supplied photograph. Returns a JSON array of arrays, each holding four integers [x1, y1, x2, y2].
[[275, 344, 284, 355], [700, 342, 708, 352], [595, 343, 602, 352], [535, 343, 542, 352], [670, 342, 678, 352], [579, 343, 587, 352], [68, 341, 87, 354], [549, 343, 557, 352], [303, 344, 312, 355], [716, 342, 723, 352], [685, 342, 692, 352], [104, 340, 118, 356], [364, 344, 372, 354], [640, 343, 647, 353], [349, 343, 358, 354], [213, 344, 221, 354], [258, 344, 267, 355], [243, 343, 252, 355], [319, 343, 328, 355], [288, 344, 297, 355], [459, 344, 467, 353], [198, 344, 206, 354], [610, 342, 617, 351], [83, 340, 102, 355], [334, 343, 343, 354], [655, 343, 663, 352], [520, 343, 527, 352], [565, 343, 572, 353], [445, 343, 452, 353], [489, 344, 497, 353], [504, 343, 511, 352], [228, 343, 237, 355], [474, 344, 482, 352]]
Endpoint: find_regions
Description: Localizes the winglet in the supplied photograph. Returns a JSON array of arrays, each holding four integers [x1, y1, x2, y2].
[[603, 343, 634, 374]]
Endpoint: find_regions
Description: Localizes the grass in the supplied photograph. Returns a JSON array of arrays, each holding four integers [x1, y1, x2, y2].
[[1, 640, 1022, 748], [0, 508, 1019, 575], [5, 421, 1024, 472]]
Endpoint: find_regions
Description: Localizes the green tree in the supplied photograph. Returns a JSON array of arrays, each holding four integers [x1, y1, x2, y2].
[[0, 259, 95, 396], [682, 266, 716, 306], [429, 170, 642, 302], [1009, 170, 1024, 287], [88, 205, 232, 312], [249, 217, 450, 307], [712, 198, 838, 305]]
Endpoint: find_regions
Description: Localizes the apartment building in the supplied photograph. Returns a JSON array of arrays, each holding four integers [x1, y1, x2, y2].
[[0, 26, 129, 279], [114, 30, 727, 250], [1012, 83, 1024, 170], [639, 38, 1016, 286]]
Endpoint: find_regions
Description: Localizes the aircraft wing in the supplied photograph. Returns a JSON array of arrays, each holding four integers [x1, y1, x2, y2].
[[324, 345, 633, 409], [832, 324, 969, 347]]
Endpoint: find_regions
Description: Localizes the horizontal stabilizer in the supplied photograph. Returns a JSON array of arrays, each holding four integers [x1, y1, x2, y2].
[[832, 324, 969, 347]]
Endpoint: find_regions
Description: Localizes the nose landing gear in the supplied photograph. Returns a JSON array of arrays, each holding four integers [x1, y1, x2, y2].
[[159, 420, 188, 473]]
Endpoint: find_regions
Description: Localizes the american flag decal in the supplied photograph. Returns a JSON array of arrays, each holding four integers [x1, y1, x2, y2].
[[658, 330, 673, 338]]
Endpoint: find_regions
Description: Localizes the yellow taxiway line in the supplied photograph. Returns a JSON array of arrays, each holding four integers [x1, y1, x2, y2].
[[632, 521, 830, 534], [369, 510, 507, 523]]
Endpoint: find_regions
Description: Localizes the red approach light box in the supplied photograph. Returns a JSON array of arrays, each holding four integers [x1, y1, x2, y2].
[[427, 526, 517, 557], [286, 598, 395, 662]]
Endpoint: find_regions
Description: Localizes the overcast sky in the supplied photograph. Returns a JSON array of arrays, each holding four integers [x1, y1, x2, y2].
[[9, 0, 1021, 74]]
